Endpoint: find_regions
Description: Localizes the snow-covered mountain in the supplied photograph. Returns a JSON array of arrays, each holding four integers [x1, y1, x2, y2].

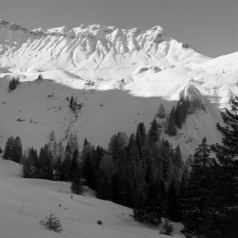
[[0, 19, 238, 156]]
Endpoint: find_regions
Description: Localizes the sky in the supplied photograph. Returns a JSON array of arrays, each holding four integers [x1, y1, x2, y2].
[[0, 0, 237, 58]]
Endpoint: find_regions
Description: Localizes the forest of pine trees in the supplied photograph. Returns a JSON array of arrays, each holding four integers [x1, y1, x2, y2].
[[3, 95, 238, 238]]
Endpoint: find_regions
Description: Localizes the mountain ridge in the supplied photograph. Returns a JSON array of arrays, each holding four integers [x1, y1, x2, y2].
[[0, 18, 237, 156]]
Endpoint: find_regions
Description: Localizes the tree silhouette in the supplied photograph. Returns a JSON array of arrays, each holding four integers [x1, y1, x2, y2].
[[39, 212, 63, 233]]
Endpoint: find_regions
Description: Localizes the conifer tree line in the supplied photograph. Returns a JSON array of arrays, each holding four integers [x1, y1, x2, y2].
[[95, 120, 186, 226], [8, 77, 20, 91], [18, 131, 104, 196]]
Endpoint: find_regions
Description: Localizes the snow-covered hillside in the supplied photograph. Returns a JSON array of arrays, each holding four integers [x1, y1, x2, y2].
[[0, 158, 185, 238], [0, 19, 238, 155]]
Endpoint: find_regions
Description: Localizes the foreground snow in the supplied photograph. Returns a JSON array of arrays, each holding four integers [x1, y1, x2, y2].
[[0, 159, 185, 238]]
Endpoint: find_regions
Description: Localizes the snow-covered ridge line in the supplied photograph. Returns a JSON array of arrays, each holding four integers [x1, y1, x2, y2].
[[0, 19, 168, 39], [0, 18, 210, 80]]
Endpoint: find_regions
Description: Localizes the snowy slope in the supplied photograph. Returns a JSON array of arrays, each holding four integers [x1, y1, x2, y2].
[[0, 158, 185, 238], [0, 19, 238, 155]]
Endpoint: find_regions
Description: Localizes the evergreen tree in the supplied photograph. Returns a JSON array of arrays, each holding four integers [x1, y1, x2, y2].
[[161, 140, 173, 183], [133, 172, 147, 222], [38, 145, 53, 180], [61, 144, 72, 181], [160, 219, 174, 236], [210, 95, 238, 238], [172, 145, 183, 181], [22, 148, 39, 178], [9, 78, 17, 91], [167, 178, 181, 222], [175, 101, 183, 129], [39, 212, 63, 233], [68, 149, 79, 181], [179, 172, 188, 222], [83, 147, 95, 189], [12, 136, 22, 163], [182, 137, 212, 237], [108, 132, 128, 162], [94, 146, 104, 170], [69, 96, 74, 110], [71, 169, 83, 195], [148, 119, 159, 145], [135, 123, 146, 158], [159, 179, 169, 218], [37, 74, 43, 80], [83, 138, 89, 149], [97, 169, 112, 200], [3, 136, 14, 160], [48, 131, 56, 156], [167, 106, 177, 136], [144, 173, 162, 225], [53, 141, 58, 160], [16, 77, 20, 85], [96, 154, 114, 200], [158, 103, 166, 118], [58, 140, 64, 159]]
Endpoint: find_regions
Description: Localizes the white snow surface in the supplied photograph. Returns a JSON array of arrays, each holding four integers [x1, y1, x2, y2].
[[0, 158, 185, 238], [0, 19, 238, 155]]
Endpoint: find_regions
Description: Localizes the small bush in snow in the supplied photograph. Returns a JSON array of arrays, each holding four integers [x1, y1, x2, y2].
[[159, 219, 174, 236], [39, 212, 63, 233], [97, 220, 103, 225]]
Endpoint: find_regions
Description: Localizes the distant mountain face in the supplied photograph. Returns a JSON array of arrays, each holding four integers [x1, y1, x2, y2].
[[0, 19, 238, 156], [0, 19, 209, 79]]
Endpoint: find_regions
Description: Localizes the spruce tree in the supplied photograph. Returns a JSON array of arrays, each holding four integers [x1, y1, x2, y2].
[[133, 173, 147, 222], [16, 77, 20, 85], [135, 122, 146, 158], [158, 103, 166, 118], [97, 169, 112, 200], [71, 169, 83, 195], [160, 219, 174, 236], [175, 101, 183, 129], [167, 106, 177, 136], [83, 137, 89, 148], [37, 74, 43, 80], [210, 95, 238, 238], [38, 145, 53, 180], [144, 171, 162, 225], [9, 78, 17, 91], [69, 96, 74, 110], [12, 136, 22, 163], [39, 212, 63, 233], [182, 137, 212, 237], [3, 136, 14, 160], [68, 149, 79, 181], [83, 148, 95, 189], [61, 144, 72, 181], [148, 119, 159, 145], [167, 178, 181, 222]]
